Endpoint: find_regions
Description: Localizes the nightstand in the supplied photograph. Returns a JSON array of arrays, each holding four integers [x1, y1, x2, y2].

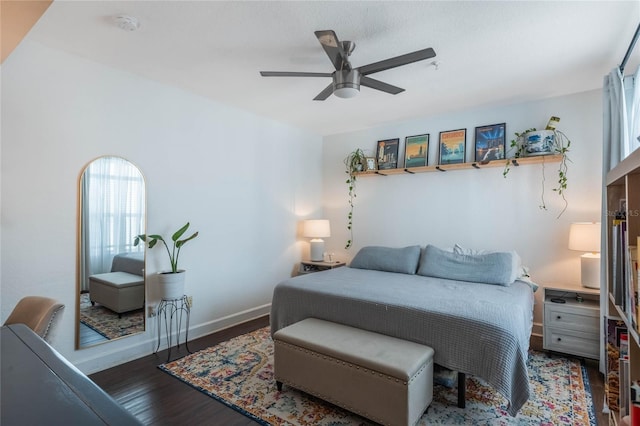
[[298, 260, 346, 275], [543, 285, 600, 359]]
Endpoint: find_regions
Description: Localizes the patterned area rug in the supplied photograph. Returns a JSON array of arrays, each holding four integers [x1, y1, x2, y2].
[[79, 293, 144, 340], [159, 327, 596, 425]]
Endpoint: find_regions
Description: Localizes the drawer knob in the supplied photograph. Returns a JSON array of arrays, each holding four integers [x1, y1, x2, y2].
[[557, 337, 562, 342], [556, 315, 562, 320]]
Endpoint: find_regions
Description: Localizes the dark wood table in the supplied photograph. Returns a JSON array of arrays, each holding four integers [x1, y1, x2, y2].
[[1, 324, 141, 425]]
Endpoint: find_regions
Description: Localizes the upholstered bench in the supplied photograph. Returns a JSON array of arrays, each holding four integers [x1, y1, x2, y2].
[[273, 318, 434, 426], [89, 272, 144, 315], [89, 252, 144, 315]]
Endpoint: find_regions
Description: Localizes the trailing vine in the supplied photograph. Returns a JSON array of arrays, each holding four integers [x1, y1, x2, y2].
[[552, 130, 571, 218], [344, 148, 366, 249], [503, 128, 536, 177], [503, 128, 571, 218]]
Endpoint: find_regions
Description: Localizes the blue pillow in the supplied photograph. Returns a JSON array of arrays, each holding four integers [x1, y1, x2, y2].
[[350, 245, 422, 275], [417, 244, 519, 286]]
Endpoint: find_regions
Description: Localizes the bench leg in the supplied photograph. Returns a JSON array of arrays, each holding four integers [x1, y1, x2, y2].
[[276, 381, 283, 392], [457, 372, 466, 408]]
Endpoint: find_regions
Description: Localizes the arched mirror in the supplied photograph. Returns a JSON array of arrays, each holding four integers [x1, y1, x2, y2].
[[76, 156, 146, 349]]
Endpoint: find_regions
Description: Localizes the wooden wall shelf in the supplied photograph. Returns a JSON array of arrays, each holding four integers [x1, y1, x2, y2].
[[355, 154, 563, 177]]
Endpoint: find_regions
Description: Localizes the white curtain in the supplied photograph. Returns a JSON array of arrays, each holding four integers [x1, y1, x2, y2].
[[603, 67, 627, 173], [626, 66, 640, 156], [80, 157, 145, 291]]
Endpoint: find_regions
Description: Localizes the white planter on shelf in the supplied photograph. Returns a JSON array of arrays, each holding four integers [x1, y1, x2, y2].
[[157, 270, 185, 300], [522, 130, 556, 156]]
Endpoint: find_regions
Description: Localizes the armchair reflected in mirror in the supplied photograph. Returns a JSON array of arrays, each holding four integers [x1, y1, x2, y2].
[[76, 156, 146, 349]]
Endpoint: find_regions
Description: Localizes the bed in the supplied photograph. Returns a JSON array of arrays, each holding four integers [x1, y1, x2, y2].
[[270, 245, 536, 416]]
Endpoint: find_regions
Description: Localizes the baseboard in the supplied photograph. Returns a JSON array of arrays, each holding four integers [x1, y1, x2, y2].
[[74, 334, 160, 375], [530, 332, 543, 352], [188, 303, 271, 341], [532, 321, 543, 337], [530, 322, 543, 352], [74, 303, 271, 375]]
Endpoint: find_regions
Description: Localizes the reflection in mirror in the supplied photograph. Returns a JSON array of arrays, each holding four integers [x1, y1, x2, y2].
[[77, 156, 146, 349]]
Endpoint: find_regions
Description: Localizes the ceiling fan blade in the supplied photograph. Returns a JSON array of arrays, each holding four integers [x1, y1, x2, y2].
[[260, 71, 333, 77], [314, 30, 348, 71], [360, 76, 404, 95], [313, 83, 335, 101], [358, 47, 436, 75]]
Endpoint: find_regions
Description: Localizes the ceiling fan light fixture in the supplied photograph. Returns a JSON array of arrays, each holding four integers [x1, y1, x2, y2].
[[334, 86, 359, 99], [333, 69, 360, 98]]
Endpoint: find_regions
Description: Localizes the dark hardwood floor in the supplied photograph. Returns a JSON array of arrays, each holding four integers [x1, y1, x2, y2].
[[90, 316, 270, 425], [90, 316, 608, 425]]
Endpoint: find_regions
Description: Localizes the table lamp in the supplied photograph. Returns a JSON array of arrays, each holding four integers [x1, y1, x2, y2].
[[568, 222, 601, 289], [303, 220, 330, 262]]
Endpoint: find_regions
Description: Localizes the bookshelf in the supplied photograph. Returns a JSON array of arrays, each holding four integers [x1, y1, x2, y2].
[[605, 147, 640, 425]]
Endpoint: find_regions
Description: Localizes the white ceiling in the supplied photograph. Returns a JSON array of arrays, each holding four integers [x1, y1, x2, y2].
[[24, 1, 640, 136]]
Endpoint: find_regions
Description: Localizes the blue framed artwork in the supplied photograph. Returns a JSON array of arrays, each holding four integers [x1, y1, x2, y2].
[[475, 123, 506, 162], [404, 134, 429, 168], [376, 138, 399, 170], [438, 129, 466, 165]]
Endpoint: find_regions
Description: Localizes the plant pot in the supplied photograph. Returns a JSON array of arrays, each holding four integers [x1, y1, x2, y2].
[[522, 130, 556, 156], [157, 270, 185, 300]]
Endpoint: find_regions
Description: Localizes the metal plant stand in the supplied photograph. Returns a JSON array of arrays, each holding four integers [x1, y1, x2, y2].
[[155, 295, 191, 362]]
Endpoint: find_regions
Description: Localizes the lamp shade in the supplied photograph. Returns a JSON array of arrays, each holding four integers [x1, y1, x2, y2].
[[303, 220, 331, 238], [568, 222, 601, 253]]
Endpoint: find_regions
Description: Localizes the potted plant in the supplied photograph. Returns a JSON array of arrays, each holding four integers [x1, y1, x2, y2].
[[344, 148, 366, 249], [503, 128, 571, 217], [134, 222, 199, 300]]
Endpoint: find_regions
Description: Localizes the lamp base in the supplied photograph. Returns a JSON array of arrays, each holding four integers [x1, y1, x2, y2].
[[581, 253, 600, 289], [309, 239, 325, 262]]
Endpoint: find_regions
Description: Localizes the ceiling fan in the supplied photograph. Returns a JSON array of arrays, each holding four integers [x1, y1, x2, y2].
[[260, 30, 437, 101]]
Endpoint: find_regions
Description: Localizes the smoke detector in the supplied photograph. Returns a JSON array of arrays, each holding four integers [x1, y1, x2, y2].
[[114, 15, 139, 32]]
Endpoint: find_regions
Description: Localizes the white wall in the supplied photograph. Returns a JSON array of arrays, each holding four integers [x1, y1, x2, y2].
[[1, 41, 322, 373], [1, 39, 604, 371], [322, 90, 603, 334]]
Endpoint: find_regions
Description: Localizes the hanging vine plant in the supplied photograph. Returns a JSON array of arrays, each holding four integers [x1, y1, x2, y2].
[[503, 128, 571, 218], [344, 148, 366, 249]]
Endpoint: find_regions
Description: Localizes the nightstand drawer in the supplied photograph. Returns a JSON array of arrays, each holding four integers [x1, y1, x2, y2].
[[544, 327, 599, 359], [544, 305, 599, 334]]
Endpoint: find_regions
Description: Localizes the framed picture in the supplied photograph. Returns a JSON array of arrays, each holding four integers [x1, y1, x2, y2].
[[365, 157, 377, 171], [376, 138, 399, 170], [438, 129, 466, 165], [404, 134, 429, 168], [475, 123, 506, 162]]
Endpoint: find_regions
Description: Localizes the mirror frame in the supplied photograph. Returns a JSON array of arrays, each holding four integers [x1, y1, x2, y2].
[[75, 156, 147, 349]]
